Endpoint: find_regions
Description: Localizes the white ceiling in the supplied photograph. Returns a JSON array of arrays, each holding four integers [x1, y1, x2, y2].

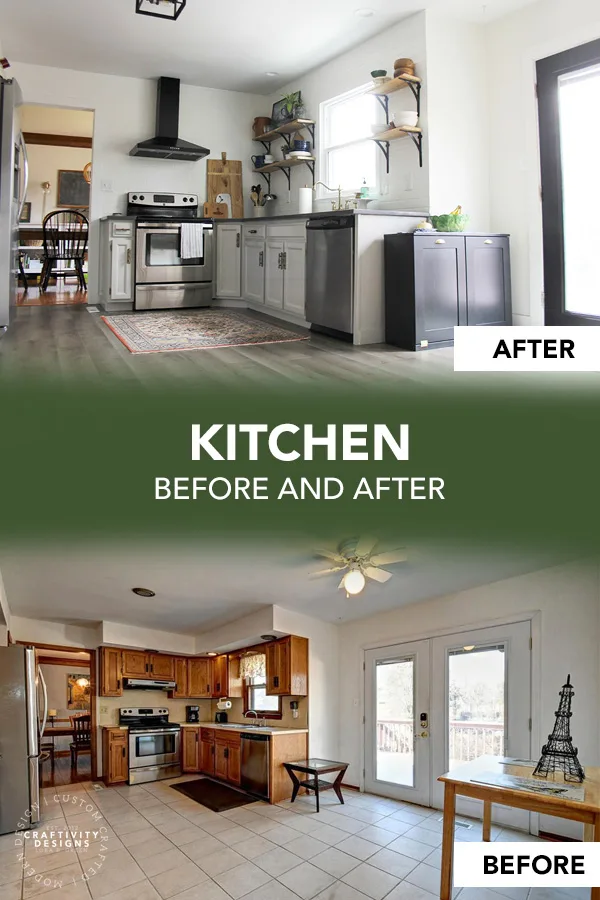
[[1, 0, 539, 94], [0, 539, 560, 635]]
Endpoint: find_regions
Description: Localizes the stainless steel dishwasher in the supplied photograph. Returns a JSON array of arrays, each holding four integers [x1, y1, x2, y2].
[[305, 215, 355, 338], [240, 733, 270, 800]]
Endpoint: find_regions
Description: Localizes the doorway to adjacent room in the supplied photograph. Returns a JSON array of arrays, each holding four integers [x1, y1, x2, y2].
[[18, 104, 94, 308]]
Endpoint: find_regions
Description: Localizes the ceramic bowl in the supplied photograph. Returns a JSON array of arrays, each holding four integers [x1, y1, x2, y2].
[[394, 111, 419, 128]]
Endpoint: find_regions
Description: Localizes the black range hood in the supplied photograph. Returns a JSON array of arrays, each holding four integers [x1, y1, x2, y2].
[[130, 76, 209, 161]]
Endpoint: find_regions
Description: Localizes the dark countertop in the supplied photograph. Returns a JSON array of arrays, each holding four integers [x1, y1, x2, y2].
[[225, 209, 427, 223]]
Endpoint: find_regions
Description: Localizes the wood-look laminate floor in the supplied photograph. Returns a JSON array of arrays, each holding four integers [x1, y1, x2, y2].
[[0, 304, 454, 385]]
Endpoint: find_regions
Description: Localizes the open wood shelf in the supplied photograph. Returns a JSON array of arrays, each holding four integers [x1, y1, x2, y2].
[[369, 73, 422, 96], [254, 156, 316, 174], [370, 125, 422, 142], [253, 118, 315, 143]]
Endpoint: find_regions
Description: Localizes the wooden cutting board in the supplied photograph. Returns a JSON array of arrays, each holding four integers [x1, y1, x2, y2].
[[207, 152, 243, 219], [203, 202, 229, 219]]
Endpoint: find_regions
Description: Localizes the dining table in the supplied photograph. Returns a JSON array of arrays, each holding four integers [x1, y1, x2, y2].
[[438, 755, 600, 900]]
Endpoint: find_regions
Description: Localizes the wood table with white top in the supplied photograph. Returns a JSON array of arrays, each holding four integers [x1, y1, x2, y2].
[[438, 755, 600, 900]]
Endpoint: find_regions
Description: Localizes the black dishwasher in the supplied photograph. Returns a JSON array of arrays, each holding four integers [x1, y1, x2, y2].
[[240, 733, 270, 800], [305, 215, 354, 338]]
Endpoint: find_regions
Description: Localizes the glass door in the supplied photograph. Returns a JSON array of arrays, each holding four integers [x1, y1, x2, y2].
[[430, 621, 532, 829], [364, 622, 532, 829], [538, 38, 600, 324], [364, 640, 431, 805]]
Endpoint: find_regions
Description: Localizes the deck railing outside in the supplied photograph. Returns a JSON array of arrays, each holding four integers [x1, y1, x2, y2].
[[377, 718, 504, 765]]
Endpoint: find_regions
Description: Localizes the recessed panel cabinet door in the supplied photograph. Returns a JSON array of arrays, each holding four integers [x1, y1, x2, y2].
[[243, 240, 265, 303], [188, 658, 212, 698], [414, 236, 466, 344], [265, 240, 285, 309], [282, 239, 306, 317], [101, 648, 123, 697], [215, 740, 228, 779], [201, 738, 215, 775], [228, 744, 241, 784], [465, 236, 511, 326], [110, 238, 133, 301], [108, 733, 128, 784], [182, 729, 199, 772], [172, 657, 188, 698], [149, 654, 175, 680], [213, 655, 229, 698], [216, 224, 242, 298], [122, 650, 148, 678]]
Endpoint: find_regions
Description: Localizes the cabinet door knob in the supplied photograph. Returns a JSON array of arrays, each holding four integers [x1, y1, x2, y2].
[[484, 239, 494, 244], [435, 239, 446, 244], [249, 229, 257, 234]]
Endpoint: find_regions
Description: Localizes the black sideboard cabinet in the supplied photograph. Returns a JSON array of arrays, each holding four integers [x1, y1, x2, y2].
[[384, 233, 512, 351]]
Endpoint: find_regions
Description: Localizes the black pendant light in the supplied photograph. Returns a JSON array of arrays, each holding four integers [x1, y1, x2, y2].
[[135, 0, 186, 20]]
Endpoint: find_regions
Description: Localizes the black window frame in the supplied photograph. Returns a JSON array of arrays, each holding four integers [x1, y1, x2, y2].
[[537, 38, 600, 325]]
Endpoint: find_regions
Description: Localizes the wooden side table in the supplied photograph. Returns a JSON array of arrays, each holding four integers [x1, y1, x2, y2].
[[283, 758, 349, 813], [438, 755, 600, 900]]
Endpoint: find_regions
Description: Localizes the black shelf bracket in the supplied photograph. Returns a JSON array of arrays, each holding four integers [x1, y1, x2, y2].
[[373, 132, 423, 171], [373, 81, 421, 123], [256, 171, 272, 192], [374, 139, 390, 174], [258, 140, 272, 153]]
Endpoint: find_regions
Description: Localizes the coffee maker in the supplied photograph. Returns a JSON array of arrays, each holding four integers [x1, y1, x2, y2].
[[186, 705, 200, 723]]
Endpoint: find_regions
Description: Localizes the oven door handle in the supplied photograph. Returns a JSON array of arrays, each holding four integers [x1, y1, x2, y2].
[[129, 728, 181, 734]]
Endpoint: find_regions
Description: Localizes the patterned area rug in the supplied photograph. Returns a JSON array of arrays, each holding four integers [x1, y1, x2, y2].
[[101, 310, 308, 354]]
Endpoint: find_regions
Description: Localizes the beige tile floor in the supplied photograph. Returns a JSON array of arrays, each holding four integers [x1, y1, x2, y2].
[[0, 776, 584, 900]]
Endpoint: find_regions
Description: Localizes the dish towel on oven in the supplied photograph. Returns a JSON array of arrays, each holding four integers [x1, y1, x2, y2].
[[180, 223, 205, 260]]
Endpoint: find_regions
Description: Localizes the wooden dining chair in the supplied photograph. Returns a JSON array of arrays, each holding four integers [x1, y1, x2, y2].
[[40, 209, 88, 293], [70, 714, 91, 772]]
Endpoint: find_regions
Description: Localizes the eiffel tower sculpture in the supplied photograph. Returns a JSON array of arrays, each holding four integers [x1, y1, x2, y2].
[[533, 675, 585, 783]]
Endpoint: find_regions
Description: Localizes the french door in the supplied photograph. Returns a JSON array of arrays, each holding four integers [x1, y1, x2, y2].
[[538, 39, 600, 324], [364, 621, 532, 828]]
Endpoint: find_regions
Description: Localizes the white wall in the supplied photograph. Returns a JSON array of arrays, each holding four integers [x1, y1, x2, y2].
[[425, 12, 490, 230], [11, 61, 266, 303], [487, 0, 600, 324], [10, 615, 101, 648], [264, 13, 429, 217], [25, 144, 92, 224], [338, 560, 599, 836], [273, 606, 339, 761], [101, 620, 196, 655]]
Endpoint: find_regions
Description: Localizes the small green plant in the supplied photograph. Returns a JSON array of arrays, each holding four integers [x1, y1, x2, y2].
[[283, 91, 302, 119]]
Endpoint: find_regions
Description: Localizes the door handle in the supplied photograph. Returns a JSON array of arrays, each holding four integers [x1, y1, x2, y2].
[[435, 239, 446, 244], [236, 233, 240, 248], [277, 252, 283, 269], [122, 746, 126, 757], [417, 732, 429, 738], [126, 248, 132, 265], [281, 252, 287, 270], [273, 676, 279, 688], [259, 251, 264, 268], [484, 239, 494, 245]]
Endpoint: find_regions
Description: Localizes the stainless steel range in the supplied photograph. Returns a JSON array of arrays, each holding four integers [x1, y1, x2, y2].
[[120, 707, 181, 784], [127, 192, 213, 310]]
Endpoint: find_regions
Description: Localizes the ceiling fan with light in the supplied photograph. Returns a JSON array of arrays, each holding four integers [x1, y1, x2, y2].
[[310, 536, 407, 597]]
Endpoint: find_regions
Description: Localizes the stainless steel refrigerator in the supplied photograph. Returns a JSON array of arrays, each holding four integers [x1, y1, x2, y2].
[[0, 76, 27, 332], [0, 646, 47, 835]]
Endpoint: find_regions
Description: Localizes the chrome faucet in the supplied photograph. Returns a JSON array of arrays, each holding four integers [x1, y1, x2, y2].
[[244, 710, 258, 721], [313, 181, 343, 211]]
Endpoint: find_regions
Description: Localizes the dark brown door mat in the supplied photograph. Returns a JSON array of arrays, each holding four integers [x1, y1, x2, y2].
[[170, 778, 257, 812]]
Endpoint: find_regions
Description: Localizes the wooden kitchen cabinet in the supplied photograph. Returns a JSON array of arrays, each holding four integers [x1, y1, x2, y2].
[[100, 647, 123, 697], [171, 657, 189, 698], [188, 658, 213, 698], [103, 729, 128, 785], [216, 223, 242, 298], [148, 654, 175, 680], [212, 654, 229, 698], [121, 650, 148, 678], [214, 732, 241, 784], [200, 729, 215, 775], [182, 727, 200, 772], [266, 635, 308, 696], [384, 232, 511, 350]]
